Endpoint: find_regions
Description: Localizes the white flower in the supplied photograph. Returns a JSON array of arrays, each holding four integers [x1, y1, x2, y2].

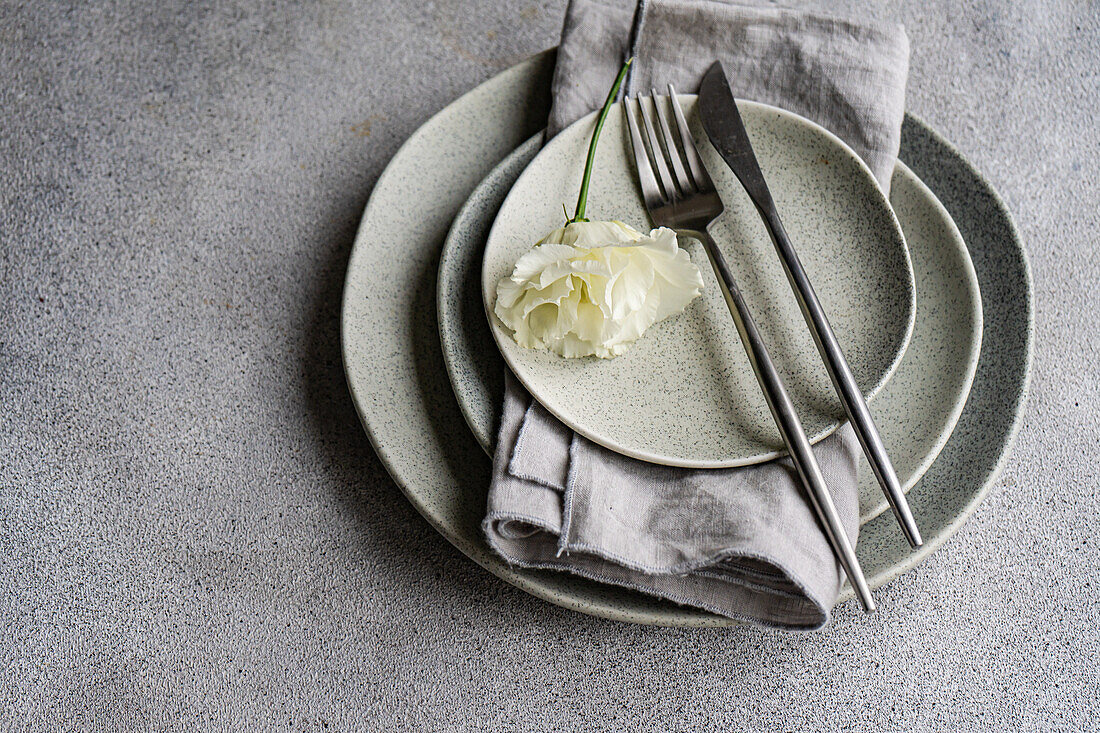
[[494, 220, 704, 358]]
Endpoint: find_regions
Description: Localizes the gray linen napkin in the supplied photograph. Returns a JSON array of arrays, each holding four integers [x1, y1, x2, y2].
[[483, 0, 909, 630]]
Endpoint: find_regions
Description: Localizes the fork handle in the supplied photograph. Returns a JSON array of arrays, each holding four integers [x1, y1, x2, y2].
[[694, 230, 875, 614], [758, 207, 923, 549]]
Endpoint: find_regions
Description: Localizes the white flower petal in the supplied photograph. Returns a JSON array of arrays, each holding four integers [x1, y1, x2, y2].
[[511, 243, 577, 280]]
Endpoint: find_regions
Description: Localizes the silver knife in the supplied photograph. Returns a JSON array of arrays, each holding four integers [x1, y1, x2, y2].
[[698, 60, 923, 548]]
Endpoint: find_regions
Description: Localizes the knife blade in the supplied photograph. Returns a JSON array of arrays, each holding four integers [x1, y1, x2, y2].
[[697, 62, 776, 213]]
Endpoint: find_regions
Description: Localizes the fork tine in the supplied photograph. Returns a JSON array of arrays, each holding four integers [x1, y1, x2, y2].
[[637, 94, 679, 199], [622, 97, 665, 203], [667, 84, 714, 192], [651, 89, 695, 195]]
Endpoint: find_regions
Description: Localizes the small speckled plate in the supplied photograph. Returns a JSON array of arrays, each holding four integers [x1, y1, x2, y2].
[[481, 97, 916, 468], [341, 50, 1033, 625], [440, 136, 983, 524]]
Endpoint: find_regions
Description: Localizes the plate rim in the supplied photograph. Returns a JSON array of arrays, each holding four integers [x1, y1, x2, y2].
[[835, 117, 1035, 602], [859, 159, 985, 522], [478, 96, 916, 469]]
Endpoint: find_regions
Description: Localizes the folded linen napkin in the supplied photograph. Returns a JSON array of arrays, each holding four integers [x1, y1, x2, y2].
[[483, 0, 909, 630]]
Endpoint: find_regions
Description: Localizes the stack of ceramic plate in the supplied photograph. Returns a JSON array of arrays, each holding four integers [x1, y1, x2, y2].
[[341, 50, 1033, 626]]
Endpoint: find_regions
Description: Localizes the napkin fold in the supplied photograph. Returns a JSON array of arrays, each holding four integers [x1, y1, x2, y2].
[[483, 0, 909, 630]]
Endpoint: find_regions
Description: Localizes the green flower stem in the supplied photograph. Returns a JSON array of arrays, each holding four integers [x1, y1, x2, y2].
[[568, 57, 633, 225]]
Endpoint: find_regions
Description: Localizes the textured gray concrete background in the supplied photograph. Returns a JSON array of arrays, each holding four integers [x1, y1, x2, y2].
[[1, 0, 1097, 729]]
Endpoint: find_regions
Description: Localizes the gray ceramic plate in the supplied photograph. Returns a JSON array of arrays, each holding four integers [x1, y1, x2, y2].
[[481, 98, 916, 468], [341, 50, 1033, 624], [440, 136, 983, 524]]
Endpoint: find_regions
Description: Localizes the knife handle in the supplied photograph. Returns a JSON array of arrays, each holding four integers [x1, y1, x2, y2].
[[759, 207, 923, 549], [693, 229, 876, 614]]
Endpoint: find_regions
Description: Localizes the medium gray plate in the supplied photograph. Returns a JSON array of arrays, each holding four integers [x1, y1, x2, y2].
[[481, 98, 916, 468], [440, 137, 983, 525], [341, 50, 1032, 624]]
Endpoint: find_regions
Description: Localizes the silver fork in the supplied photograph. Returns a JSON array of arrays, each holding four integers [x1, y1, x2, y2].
[[624, 88, 875, 613]]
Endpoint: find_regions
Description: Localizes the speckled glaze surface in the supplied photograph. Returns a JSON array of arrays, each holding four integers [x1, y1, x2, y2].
[[859, 163, 983, 522], [343, 50, 1033, 625], [481, 97, 916, 468], [440, 142, 983, 525]]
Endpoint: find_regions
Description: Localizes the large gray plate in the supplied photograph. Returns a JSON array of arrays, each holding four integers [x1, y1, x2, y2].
[[341, 50, 1033, 624]]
